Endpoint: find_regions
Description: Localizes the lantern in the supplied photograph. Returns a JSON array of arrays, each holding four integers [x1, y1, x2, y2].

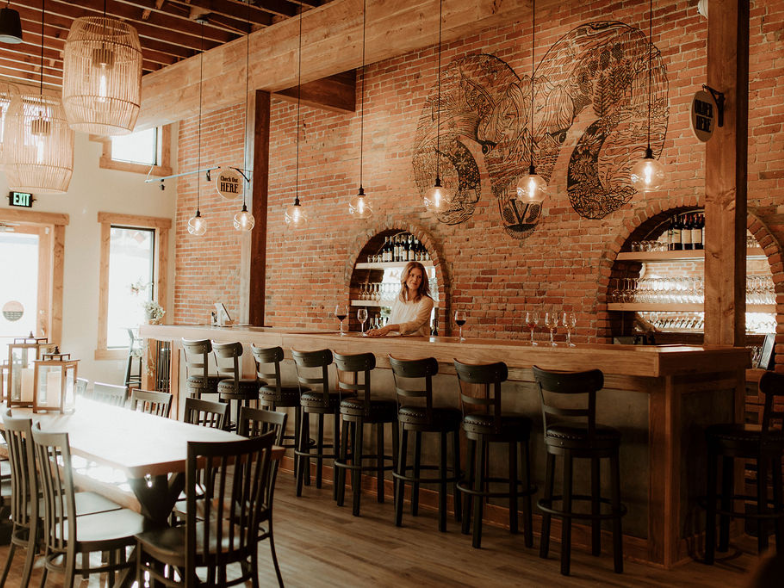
[[33, 349, 78, 414], [6, 335, 52, 407]]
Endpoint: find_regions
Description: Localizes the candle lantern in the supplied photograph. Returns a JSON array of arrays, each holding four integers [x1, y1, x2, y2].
[[6, 335, 53, 407], [32, 349, 78, 414]]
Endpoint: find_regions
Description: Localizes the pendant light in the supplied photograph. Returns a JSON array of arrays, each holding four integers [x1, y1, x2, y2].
[[348, 0, 373, 219], [3, 0, 74, 194], [0, 1, 23, 44], [187, 20, 208, 236], [285, 5, 308, 227], [234, 1, 255, 232], [516, 0, 547, 206], [62, 0, 142, 135], [630, 0, 665, 192], [423, 0, 453, 213]]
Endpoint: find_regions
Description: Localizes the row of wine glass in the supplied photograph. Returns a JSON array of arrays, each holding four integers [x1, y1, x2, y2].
[[356, 280, 439, 302], [524, 311, 577, 347], [638, 311, 776, 334], [610, 276, 774, 305]]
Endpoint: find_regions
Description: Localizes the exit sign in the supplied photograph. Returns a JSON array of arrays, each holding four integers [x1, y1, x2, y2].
[[8, 191, 33, 208]]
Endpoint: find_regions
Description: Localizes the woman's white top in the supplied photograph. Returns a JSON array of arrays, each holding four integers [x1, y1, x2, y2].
[[388, 295, 434, 336]]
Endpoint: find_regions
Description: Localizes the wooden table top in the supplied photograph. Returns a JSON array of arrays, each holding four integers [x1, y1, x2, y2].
[[1, 399, 280, 479]]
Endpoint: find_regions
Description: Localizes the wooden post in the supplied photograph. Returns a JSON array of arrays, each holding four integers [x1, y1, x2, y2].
[[249, 90, 271, 326], [703, 0, 749, 347]]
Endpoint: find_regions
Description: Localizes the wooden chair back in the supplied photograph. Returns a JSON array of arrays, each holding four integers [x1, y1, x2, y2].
[[1, 410, 37, 537], [184, 432, 275, 586], [212, 341, 244, 395], [291, 349, 332, 406], [251, 345, 283, 393], [182, 338, 213, 384], [92, 382, 128, 407], [333, 352, 375, 412], [532, 365, 604, 443], [453, 359, 508, 433], [75, 377, 89, 397], [389, 355, 438, 421], [183, 397, 227, 429], [759, 371, 784, 438], [130, 389, 172, 418], [239, 407, 288, 507]]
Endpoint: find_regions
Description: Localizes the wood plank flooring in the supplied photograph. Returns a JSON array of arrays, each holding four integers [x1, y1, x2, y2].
[[0, 473, 760, 587]]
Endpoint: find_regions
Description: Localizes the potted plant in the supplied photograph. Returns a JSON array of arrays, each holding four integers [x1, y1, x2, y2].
[[141, 300, 165, 324]]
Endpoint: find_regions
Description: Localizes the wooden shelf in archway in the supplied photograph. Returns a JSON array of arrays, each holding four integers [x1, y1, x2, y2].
[[616, 247, 765, 262], [351, 300, 439, 308], [355, 261, 435, 270]]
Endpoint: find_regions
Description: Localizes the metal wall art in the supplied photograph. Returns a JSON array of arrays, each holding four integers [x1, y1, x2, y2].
[[412, 21, 669, 237]]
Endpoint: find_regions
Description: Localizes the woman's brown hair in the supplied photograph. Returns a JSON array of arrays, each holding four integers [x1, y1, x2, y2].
[[399, 261, 431, 303]]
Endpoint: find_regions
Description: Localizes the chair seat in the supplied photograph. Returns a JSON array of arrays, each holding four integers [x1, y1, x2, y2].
[[260, 385, 304, 406], [398, 406, 462, 430], [340, 397, 397, 421], [462, 413, 532, 439], [706, 423, 784, 453], [217, 378, 259, 399], [136, 520, 248, 564], [59, 508, 151, 546], [545, 424, 621, 450], [301, 391, 355, 410], [185, 375, 222, 393]]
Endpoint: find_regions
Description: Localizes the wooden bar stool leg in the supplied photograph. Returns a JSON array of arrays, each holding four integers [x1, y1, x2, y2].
[[462, 438, 475, 535], [336, 418, 350, 507], [561, 453, 573, 576], [333, 411, 341, 501], [508, 440, 518, 535], [758, 456, 769, 554], [395, 428, 408, 527], [591, 456, 601, 556], [439, 430, 447, 532], [412, 431, 422, 516], [296, 411, 309, 497], [540, 452, 556, 559], [392, 419, 399, 485], [718, 455, 733, 552], [522, 440, 533, 548], [292, 407, 301, 479], [376, 423, 385, 503], [773, 455, 784, 554], [352, 417, 365, 516], [705, 447, 718, 564], [610, 452, 623, 573], [316, 414, 325, 489], [472, 437, 486, 548], [452, 429, 462, 522]]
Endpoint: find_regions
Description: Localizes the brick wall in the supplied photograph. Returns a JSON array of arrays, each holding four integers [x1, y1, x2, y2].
[[173, 0, 784, 363]]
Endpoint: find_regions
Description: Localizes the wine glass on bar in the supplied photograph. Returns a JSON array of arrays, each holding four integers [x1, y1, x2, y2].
[[562, 311, 576, 347], [357, 308, 368, 336], [525, 311, 539, 345], [544, 311, 558, 346], [454, 310, 467, 341], [335, 304, 348, 336]]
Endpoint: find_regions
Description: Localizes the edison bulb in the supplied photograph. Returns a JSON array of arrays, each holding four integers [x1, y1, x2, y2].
[[187, 212, 207, 236], [516, 166, 547, 203], [630, 154, 666, 192], [349, 188, 373, 219], [233, 206, 255, 231], [285, 200, 308, 226], [424, 178, 453, 212]]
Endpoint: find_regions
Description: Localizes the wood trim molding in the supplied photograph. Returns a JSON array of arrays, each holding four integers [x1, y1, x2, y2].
[[94, 348, 128, 361], [0, 208, 69, 226], [97, 212, 172, 229]]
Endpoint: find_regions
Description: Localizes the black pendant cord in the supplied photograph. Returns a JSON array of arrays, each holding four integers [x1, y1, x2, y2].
[[39, 0, 44, 98], [646, 0, 653, 153], [196, 20, 204, 214], [295, 5, 303, 205], [358, 0, 367, 193], [435, 0, 443, 183], [243, 0, 250, 211], [529, 0, 535, 170]]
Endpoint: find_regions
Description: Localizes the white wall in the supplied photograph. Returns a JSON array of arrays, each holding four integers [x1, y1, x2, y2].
[[0, 128, 179, 385]]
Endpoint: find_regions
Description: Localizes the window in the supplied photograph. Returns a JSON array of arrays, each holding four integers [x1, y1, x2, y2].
[[96, 213, 171, 360], [92, 125, 173, 177]]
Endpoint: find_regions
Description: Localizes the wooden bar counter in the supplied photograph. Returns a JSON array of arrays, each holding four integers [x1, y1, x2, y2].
[[141, 324, 749, 570]]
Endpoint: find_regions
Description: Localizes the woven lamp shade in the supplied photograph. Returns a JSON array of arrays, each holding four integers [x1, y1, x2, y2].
[[63, 17, 142, 135], [0, 81, 20, 164], [4, 89, 74, 194]]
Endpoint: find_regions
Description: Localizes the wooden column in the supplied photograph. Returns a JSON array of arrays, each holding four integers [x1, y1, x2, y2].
[[703, 0, 749, 347], [248, 90, 271, 326]]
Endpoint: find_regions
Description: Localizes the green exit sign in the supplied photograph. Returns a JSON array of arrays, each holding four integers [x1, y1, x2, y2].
[[8, 191, 33, 208]]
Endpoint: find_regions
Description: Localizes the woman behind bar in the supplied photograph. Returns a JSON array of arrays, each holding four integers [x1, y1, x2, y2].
[[367, 261, 434, 337]]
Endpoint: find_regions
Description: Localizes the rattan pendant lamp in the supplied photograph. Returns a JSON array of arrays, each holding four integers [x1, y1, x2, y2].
[[516, 0, 547, 206], [62, 0, 142, 135], [284, 5, 308, 227], [348, 0, 373, 219], [234, 1, 255, 232], [187, 20, 208, 237], [4, 0, 74, 194], [423, 0, 453, 213]]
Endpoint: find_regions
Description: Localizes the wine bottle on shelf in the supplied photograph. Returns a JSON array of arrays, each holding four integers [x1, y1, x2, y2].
[[701, 213, 706, 248], [692, 213, 703, 250], [404, 235, 411, 262], [682, 214, 693, 251], [407, 235, 414, 261], [382, 237, 389, 262], [395, 236, 401, 262], [672, 216, 682, 250]]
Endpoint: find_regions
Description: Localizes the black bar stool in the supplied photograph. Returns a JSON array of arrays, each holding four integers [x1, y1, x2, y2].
[[704, 370, 784, 563], [533, 365, 626, 576], [212, 341, 259, 430], [333, 351, 398, 516], [252, 345, 310, 477], [181, 338, 221, 400], [389, 355, 461, 531], [123, 328, 143, 394], [291, 349, 353, 498], [454, 359, 536, 549]]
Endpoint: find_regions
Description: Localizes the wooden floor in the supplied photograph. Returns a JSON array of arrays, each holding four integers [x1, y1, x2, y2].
[[0, 473, 762, 587]]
